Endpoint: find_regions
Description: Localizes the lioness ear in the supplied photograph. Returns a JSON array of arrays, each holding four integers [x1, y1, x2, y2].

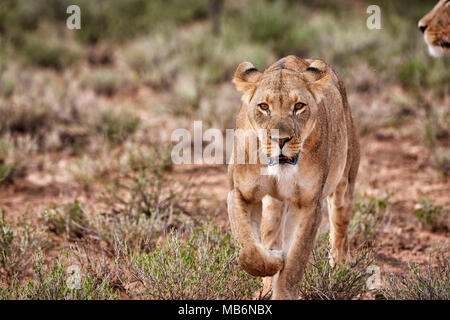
[[233, 62, 262, 103], [303, 60, 330, 102]]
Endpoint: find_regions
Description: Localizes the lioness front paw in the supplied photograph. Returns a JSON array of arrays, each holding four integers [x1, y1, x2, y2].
[[238, 246, 284, 277]]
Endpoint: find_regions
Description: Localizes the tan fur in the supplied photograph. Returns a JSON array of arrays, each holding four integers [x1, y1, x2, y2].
[[418, 0, 450, 57], [227, 55, 360, 299]]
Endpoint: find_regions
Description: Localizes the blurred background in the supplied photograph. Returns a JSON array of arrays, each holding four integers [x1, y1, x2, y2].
[[0, 0, 448, 300]]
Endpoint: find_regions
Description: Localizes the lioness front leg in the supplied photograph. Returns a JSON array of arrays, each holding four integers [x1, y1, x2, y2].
[[260, 195, 284, 298], [272, 201, 322, 300], [227, 189, 284, 277]]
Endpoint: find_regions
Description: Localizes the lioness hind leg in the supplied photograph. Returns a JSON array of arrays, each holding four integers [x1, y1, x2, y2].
[[260, 196, 284, 298], [327, 178, 352, 266]]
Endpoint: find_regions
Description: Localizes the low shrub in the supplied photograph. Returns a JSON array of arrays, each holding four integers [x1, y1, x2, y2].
[[383, 259, 450, 300], [124, 227, 260, 299], [300, 233, 373, 300]]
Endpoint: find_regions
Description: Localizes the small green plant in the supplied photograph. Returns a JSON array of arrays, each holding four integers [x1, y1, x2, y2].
[[0, 135, 14, 183], [0, 164, 13, 184], [43, 200, 90, 240], [93, 210, 171, 255], [0, 134, 37, 184], [300, 233, 373, 300], [383, 259, 450, 300], [349, 192, 392, 245], [397, 59, 428, 90], [241, 0, 293, 44], [423, 115, 450, 178], [414, 198, 448, 232], [432, 148, 450, 179], [0, 77, 15, 98], [121, 143, 172, 175], [22, 38, 80, 70], [94, 112, 140, 143], [104, 154, 193, 221], [0, 101, 50, 135], [0, 211, 49, 284], [124, 227, 260, 299]]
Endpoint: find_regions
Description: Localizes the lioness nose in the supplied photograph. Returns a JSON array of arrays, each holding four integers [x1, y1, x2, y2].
[[419, 25, 427, 33], [271, 136, 292, 149]]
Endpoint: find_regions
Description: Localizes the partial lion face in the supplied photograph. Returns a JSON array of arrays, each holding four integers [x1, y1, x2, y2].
[[418, 0, 450, 57], [233, 56, 330, 166]]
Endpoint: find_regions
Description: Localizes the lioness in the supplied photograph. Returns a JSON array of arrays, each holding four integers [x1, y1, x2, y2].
[[227, 55, 359, 300], [418, 0, 450, 57]]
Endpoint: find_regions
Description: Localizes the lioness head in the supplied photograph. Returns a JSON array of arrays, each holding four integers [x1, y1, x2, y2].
[[418, 0, 450, 57], [233, 55, 330, 167]]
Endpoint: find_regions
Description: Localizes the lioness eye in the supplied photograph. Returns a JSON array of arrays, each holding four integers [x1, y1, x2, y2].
[[294, 102, 306, 114], [258, 103, 270, 112]]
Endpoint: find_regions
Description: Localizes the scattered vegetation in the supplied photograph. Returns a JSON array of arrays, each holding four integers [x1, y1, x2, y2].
[[22, 38, 80, 70], [0, 251, 120, 300], [123, 227, 260, 299], [93, 112, 141, 143], [300, 234, 373, 300], [383, 258, 450, 300], [349, 192, 393, 246], [42, 151, 195, 252], [0, 212, 49, 284], [423, 114, 450, 179], [43, 200, 90, 240], [97, 153, 196, 252], [0, 134, 37, 184], [414, 198, 448, 232], [0, 76, 15, 98]]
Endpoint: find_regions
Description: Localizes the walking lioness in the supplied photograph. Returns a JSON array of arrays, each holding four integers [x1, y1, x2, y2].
[[227, 55, 360, 299]]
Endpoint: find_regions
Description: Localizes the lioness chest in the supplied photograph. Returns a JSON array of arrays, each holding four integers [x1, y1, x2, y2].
[[243, 139, 348, 203]]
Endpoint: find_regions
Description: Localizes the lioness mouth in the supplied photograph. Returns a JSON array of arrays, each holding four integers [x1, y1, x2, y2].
[[267, 152, 300, 166]]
